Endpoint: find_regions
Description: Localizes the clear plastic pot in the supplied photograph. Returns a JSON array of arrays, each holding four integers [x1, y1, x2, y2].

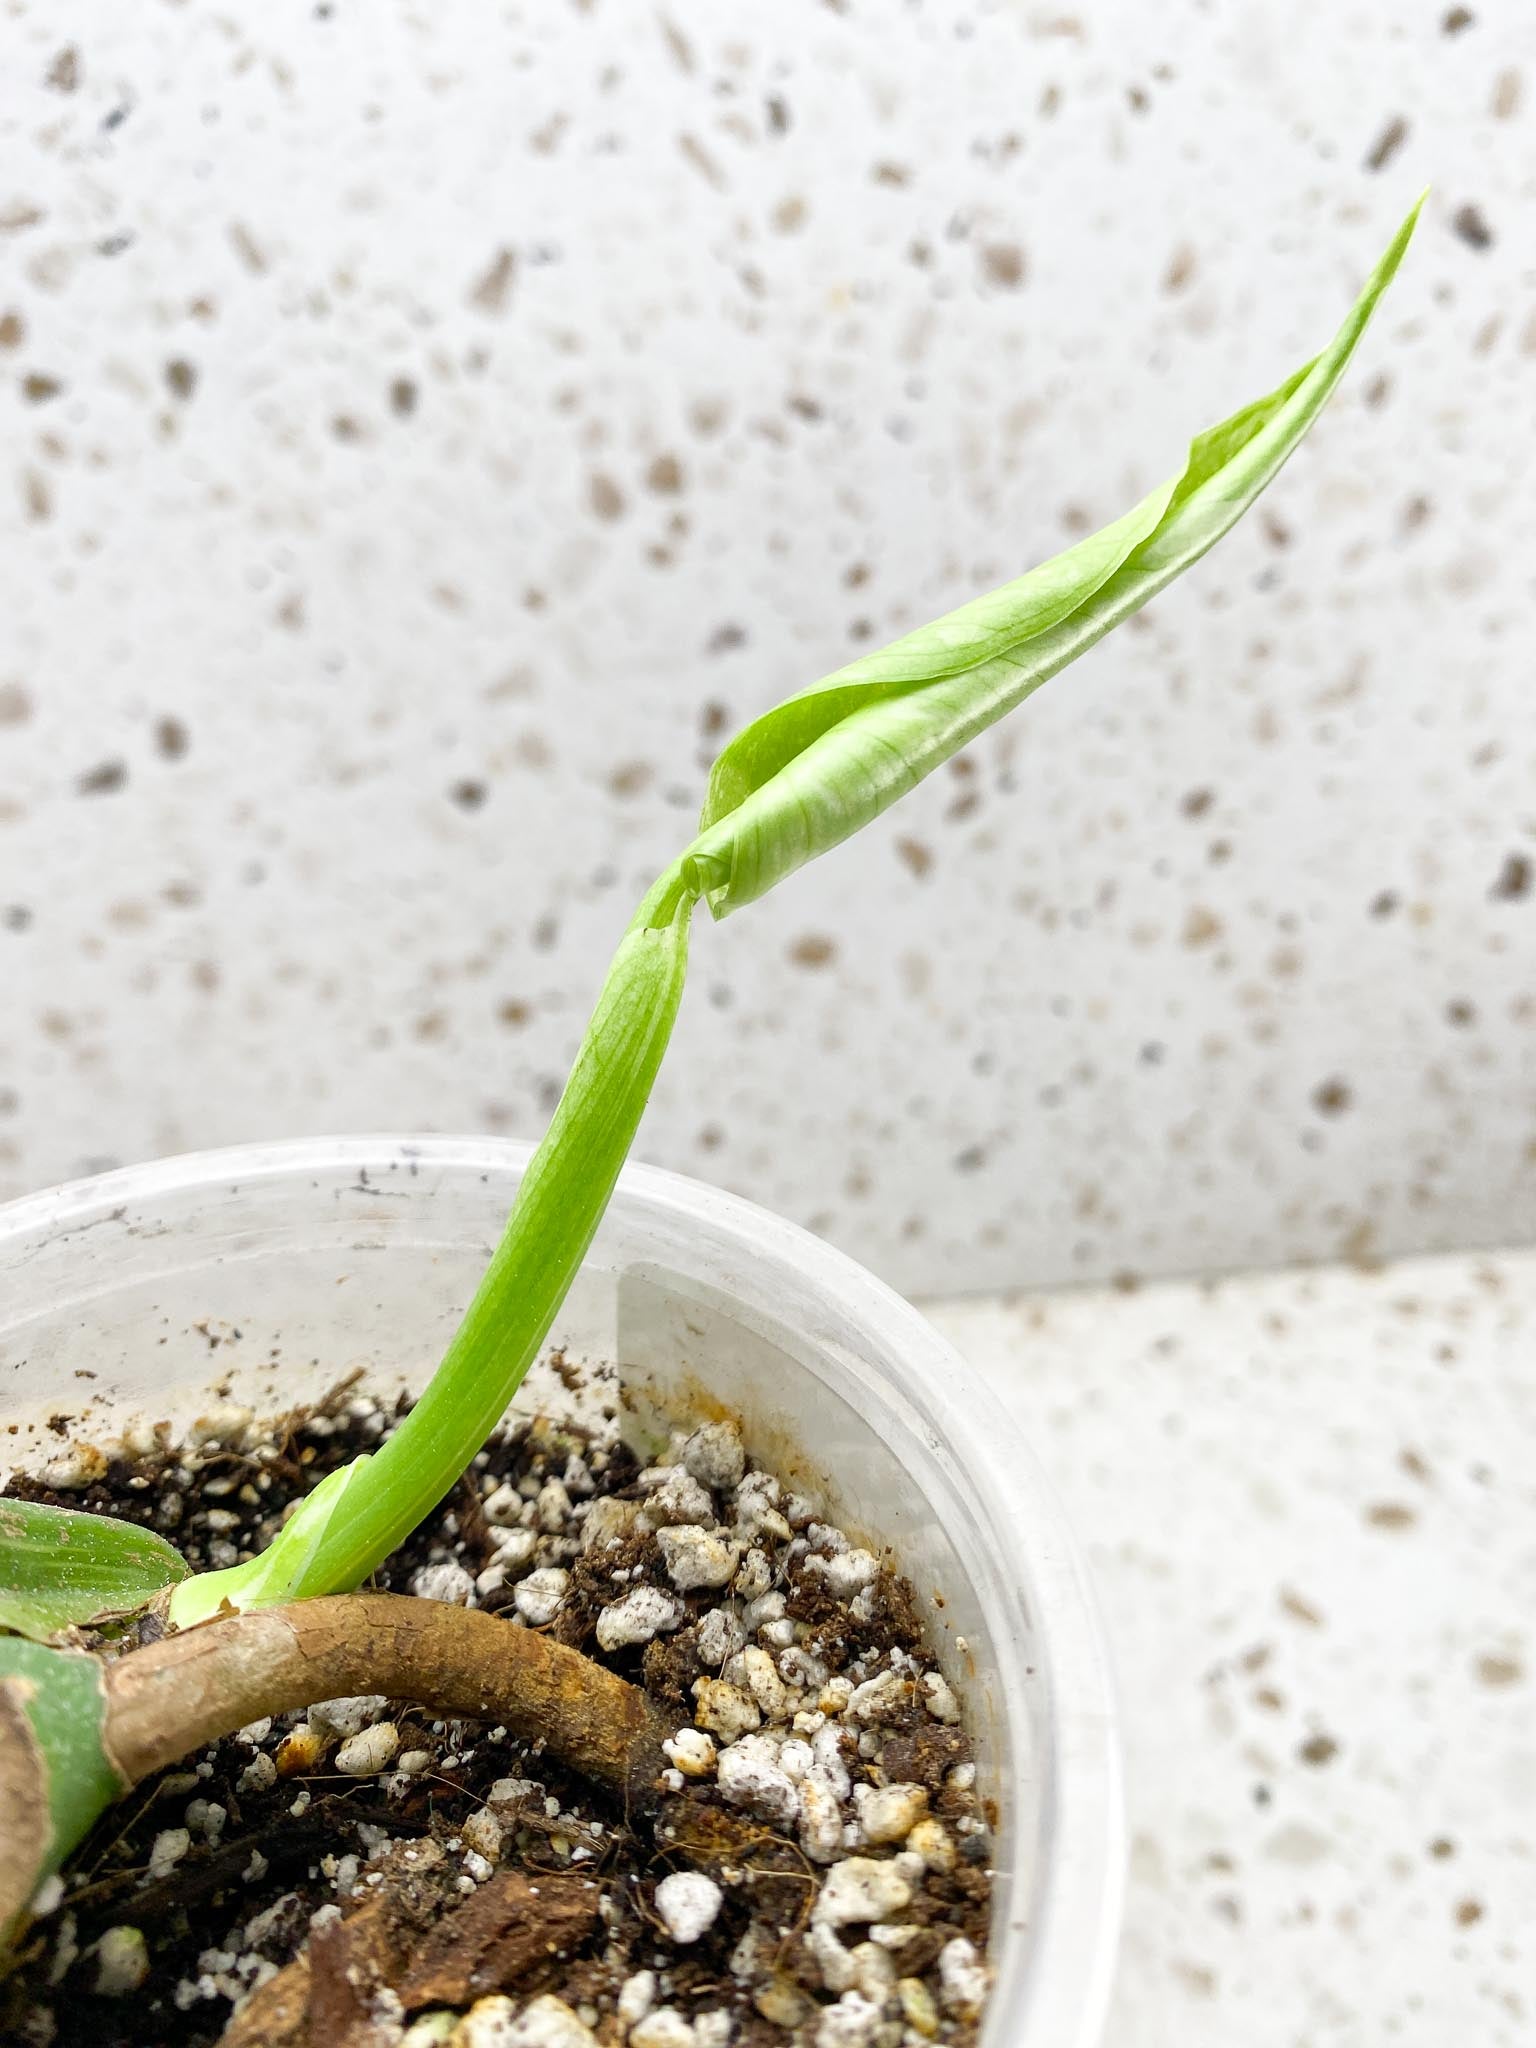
[[0, 1136, 1122, 2046]]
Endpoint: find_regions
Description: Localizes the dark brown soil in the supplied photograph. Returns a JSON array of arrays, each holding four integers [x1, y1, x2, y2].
[[0, 1375, 994, 2048]]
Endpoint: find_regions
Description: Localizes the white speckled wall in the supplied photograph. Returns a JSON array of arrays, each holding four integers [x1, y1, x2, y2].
[[1, 2, 1531, 1295]]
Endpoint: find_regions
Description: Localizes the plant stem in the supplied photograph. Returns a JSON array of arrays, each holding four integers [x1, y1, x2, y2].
[[108, 1595, 672, 1807], [169, 888, 697, 1627]]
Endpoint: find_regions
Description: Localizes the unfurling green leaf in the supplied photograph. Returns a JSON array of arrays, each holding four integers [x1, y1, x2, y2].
[[668, 197, 1423, 917], [0, 1497, 190, 1642]]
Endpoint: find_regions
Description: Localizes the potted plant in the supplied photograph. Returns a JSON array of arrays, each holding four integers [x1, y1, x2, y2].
[[0, 204, 1418, 2048]]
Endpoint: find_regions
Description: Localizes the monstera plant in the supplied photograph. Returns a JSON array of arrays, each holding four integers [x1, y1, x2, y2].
[[0, 201, 1421, 1946]]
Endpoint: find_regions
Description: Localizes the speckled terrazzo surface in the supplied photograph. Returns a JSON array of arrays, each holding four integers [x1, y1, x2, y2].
[[2, 1, 1534, 1296], [930, 1247, 1536, 2046]]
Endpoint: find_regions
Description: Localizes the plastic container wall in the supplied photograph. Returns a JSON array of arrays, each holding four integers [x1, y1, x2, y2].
[[0, 1137, 1123, 2048]]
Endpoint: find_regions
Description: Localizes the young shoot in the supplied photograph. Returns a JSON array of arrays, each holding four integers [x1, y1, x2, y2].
[[0, 201, 1421, 1937]]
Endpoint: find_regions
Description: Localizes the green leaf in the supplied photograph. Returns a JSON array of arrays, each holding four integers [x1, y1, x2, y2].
[[169, 891, 697, 1626], [0, 1498, 189, 1642], [677, 197, 1422, 915], [0, 1634, 123, 1942]]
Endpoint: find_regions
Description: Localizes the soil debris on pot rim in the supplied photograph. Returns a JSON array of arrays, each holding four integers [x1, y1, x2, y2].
[[2, 1365, 995, 2048]]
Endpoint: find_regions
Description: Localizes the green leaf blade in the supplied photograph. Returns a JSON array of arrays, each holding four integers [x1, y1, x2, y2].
[[697, 475, 1178, 834], [684, 198, 1421, 916], [0, 1499, 189, 1643]]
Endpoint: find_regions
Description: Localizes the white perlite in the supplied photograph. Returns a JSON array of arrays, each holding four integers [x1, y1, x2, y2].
[[404, 2015, 460, 2047], [812, 1725, 852, 1797], [449, 1996, 515, 2046], [662, 1728, 717, 1777], [616, 1970, 657, 2028], [654, 1870, 724, 1944], [237, 1752, 277, 1795], [796, 1772, 845, 1864], [492, 1527, 540, 1570], [536, 1477, 573, 1532], [846, 1941, 896, 1999], [732, 1548, 773, 1602], [808, 1922, 857, 1993], [845, 1670, 907, 1724], [814, 1990, 883, 2048], [148, 1829, 191, 1881], [740, 1646, 791, 1720], [695, 1606, 747, 1666], [692, 1678, 760, 1743], [336, 1722, 401, 1776], [462, 1809, 504, 1863], [852, 1781, 927, 1845], [39, 1443, 109, 1490], [27, 1876, 62, 1924], [93, 1925, 149, 1996], [754, 1978, 813, 2029], [681, 1420, 746, 1491], [309, 1694, 388, 1739], [740, 1591, 785, 1635], [657, 1524, 740, 1591], [811, 1857, 914, 1927], [514, 1566, 570, 1626], [938, 1936, 989, 2019], [641, 1469, 716, 1526], [732, 1471, 789, 1537], [921, 1672, 962, 1724], [580, 1496, 639, 1553], [184, 1798, 226, 1844], [818, 1677, 854, 1717], [629, 2010, 696, 2048], [501, 1993, 601, 2048], [906, 1818, 956, 1874], [806, 1549, 879, 1599], [777, 1646, 826, 1691], [45, 1384, 985, 2037], [596, 1585, 685, 1651], [412, 1561, 475, 1605], [898, 1977, 940, 2038], [777, 1738, 814, 1781], [715, 1734, 800, 1827]]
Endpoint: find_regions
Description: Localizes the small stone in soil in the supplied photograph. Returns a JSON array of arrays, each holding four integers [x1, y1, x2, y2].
[[93, 1927, 150, 1996], [653, 1869, 723, 1944]]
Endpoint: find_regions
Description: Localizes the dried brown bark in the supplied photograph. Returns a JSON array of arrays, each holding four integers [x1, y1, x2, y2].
[[219, 1868, 605, 2048], [103, 1593, 673, 1811], [393, 1870, 601, 2010]]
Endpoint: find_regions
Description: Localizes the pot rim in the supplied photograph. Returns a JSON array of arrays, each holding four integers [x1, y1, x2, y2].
[[0, 1134, 1125, 2047]]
